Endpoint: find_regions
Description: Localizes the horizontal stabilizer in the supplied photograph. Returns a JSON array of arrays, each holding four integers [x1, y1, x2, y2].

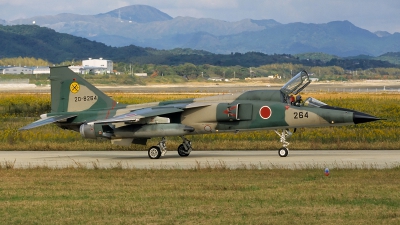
[[19, 115, 77, 130]]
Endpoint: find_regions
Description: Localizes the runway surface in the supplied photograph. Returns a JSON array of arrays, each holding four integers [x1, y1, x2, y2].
[[1, 150, 399, 169]]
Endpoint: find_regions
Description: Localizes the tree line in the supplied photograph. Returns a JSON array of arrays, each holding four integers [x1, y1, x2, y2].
[[1, 25, 400, 71], [2, 57, 400, 81]]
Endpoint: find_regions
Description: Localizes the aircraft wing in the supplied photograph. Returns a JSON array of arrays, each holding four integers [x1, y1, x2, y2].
[[184, 102, 211, 109], [19, 114, 77, 130], [92, 107, 184, 124], [92, 103, 211, 125]]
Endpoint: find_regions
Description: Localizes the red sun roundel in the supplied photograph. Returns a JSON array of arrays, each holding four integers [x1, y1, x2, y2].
[[259, 106, 272, 119]]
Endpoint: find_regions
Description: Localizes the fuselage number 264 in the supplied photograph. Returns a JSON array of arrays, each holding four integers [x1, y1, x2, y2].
[[294, 112, 309, 119]]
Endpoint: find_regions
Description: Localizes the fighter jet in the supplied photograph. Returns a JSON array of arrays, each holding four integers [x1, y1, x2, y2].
[[19, 66, 381, 159]]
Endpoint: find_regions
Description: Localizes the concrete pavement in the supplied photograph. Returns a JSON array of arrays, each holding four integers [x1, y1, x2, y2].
[[1, 150, 399, 169]]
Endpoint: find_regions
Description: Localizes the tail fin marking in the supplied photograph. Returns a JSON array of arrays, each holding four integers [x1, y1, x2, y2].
[[50, 66, 123, 112]]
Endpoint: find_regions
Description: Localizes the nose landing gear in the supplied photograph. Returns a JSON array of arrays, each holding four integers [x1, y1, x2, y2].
[[274, 129, 294, 157]]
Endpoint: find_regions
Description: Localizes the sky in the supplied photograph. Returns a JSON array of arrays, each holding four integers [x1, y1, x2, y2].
[[1, 0, 399, 33]]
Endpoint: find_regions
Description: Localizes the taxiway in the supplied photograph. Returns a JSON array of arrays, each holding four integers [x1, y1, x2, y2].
[[1, 150, 399, 169]]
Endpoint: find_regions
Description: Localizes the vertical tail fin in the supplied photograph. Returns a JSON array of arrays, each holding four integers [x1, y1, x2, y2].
[[50, 66, 122, 113]]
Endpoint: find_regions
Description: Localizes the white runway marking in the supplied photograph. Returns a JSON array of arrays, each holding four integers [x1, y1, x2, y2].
[[1, 150, 399, 169]]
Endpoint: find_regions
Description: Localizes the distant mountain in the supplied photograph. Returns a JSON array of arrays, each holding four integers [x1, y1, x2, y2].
[[0, 25, 400, 70], [0, 19, 6, 25], [250, 19, 281, 28], [10, 5, 264, 49], [0, 25, 149, 62], [7, 5, 400, 56], [1, 24, 399, 69], [95, 4, 172, 23], [374, 31, 391, 37], [209, 21, 390, 56]]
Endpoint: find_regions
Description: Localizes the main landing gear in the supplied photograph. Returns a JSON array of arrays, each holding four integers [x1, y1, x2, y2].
[[148, 137, 167, 159], [148, 136, 193, 159], [274, 129, 295, 157], [177, 136, 192, 157]]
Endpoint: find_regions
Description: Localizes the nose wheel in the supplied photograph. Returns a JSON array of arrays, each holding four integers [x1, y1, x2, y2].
[[278, 147, 289, 157], [274, 129, 293, 157]]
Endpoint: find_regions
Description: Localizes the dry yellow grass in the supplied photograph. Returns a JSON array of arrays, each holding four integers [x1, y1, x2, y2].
[[0, 92, 399, 150]]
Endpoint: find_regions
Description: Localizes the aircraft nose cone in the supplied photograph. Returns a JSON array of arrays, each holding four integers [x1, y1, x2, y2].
[[353, 112, 381, 124]]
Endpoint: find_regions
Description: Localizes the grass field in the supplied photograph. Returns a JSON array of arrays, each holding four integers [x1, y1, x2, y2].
[[1, 93, 399, 224], [1, 167, 399, 224]]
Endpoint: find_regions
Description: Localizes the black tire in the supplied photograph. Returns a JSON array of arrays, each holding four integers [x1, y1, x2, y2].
[[177, 144, 190, 157], [148, 146, 161, 159], [278, 147, 289, 157]]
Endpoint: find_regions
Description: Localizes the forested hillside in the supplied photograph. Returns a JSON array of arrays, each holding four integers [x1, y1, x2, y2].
[[8, 5, 400, 56], [1, 25, 400, 71]]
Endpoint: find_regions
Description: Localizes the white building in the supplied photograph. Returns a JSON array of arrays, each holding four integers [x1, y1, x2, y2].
[[33, 67, 50, 74], [1, 66, 33, 74], [82, 58, 113, 74]]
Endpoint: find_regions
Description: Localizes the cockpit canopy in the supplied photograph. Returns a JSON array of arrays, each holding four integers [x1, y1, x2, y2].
[[280, 70, 328, 107], [303, 97, 328, 108], [280, 70, 311, 96]]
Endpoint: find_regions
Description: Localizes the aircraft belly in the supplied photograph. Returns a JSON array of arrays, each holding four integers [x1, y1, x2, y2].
[[55, 123, 81, 132], [184, 123, 218, 134], [112, 124, 194, 138]]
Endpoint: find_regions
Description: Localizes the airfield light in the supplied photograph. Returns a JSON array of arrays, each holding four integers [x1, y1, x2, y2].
[[324, 168, 330, 176]]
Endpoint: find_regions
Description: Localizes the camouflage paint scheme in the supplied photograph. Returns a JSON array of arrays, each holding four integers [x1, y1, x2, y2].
[[20, 66, 380, 159]]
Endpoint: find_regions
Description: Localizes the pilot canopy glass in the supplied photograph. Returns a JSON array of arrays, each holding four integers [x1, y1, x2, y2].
[[303, 97, 328, 108], [281, 70, 311, 95]]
